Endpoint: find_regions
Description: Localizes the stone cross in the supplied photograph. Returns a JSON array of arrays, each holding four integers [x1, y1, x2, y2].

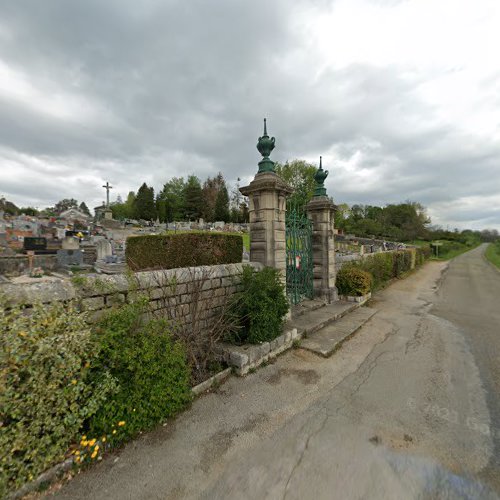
[[102, 182, 113, 208]]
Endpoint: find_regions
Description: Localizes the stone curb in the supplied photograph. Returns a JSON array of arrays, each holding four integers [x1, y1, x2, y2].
[[191, 367, 232, 396]]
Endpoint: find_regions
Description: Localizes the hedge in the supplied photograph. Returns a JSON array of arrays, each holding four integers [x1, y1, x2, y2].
[[126, 232, 243, 271], [341, 247, 429, 291], [336, 267, 373, 296]]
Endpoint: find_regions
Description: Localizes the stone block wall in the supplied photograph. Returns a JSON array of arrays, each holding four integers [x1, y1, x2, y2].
[[2, 262, 262, 327], [0, 255, 58, 276]]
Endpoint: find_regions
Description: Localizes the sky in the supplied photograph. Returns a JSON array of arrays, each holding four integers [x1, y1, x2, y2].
[[0, 0, 499, 230]]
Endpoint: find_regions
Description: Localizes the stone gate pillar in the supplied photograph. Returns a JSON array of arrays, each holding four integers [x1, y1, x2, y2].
[[306, 157, 338, 302], [240, 120, 293, 277]]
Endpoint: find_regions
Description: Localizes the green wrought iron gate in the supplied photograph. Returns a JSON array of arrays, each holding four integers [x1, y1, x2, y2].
[[286, 205, 313, 304]]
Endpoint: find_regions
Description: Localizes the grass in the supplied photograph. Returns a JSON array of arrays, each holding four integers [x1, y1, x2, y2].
[[430, 241, 481, 261], [485, 242, 500, 269]]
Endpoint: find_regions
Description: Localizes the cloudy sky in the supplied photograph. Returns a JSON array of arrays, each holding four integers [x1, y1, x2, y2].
[[0, 0, 499, 230]]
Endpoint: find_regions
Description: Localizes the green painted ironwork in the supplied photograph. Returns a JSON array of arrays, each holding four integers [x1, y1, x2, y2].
[[286, 202, 314, 304], [257, 118, 276, 173], [313, 156, 329, 197]]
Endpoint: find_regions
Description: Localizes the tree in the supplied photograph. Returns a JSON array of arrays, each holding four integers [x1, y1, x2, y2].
[[183, 176, 203, 221], [125, 192, 136, 219], [134, 183, 157, 221], [214, 184, 230, 222], [19, 207, 39, 216], [157, 177, 185, 222], [79, 202, 91, 216], [275, 159, 317, 209], [54, 198, 78, 215]]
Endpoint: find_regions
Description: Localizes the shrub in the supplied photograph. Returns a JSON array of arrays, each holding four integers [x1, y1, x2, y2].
[[336, 267, 373, 296], [0, 300, 116, 496], [126, 232, 243, 271], [87, 300, 192, 442], [229, 266, 289, 344]]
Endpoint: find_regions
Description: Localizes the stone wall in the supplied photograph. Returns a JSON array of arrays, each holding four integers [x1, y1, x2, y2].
[[2, 262, 261, 326], [0, 254, 58, 276]]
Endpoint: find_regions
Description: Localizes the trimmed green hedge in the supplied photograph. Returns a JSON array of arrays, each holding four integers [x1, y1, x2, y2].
[[341, 247, 429, 291], [336, 267, 372, 296], [126, 232, 243, 271]]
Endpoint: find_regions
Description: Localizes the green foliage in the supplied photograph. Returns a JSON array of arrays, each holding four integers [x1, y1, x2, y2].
[[485, 241, 500, 269], [183, 175, 203, 221], [126, 232, 243, 271], [340, 248, 428, 291], [79, 202, 91, 216], [229, 266, 289, 344], [157, 177, 186, 222], [134, 183, 157, 221], [0, 300, 116, 496], [336, 267, 373, 296], [87, 300, 192, 442], [214, 185, 230, 222], [275, 159, 317, 209]]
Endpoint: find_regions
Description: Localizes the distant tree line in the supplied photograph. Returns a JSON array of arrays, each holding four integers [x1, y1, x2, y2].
[[110, 172, 249, 223]]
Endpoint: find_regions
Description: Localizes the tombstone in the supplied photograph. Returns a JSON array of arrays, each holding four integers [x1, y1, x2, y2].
[[214, 221, 225, 230], [62, 236, 80, 250], [57, 249, 83, 267], [23, 237, 47, 253], [96, 239, 113, 261]]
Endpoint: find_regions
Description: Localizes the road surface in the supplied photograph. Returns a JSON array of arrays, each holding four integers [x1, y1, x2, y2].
[[52, 244, 500, 499]]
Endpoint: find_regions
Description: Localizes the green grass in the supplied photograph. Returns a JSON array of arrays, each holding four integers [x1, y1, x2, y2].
[[485, 242, 500, 269], [431, 241, 481, 261]]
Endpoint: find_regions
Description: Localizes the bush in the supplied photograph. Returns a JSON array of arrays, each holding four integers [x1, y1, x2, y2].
[[0, 300, 116, 496], [87, 300, 192, 442], [126, 232, 243, 271], [229, 266, 289, 344], [336, 267, 373, 296], [338, 248, 429, 292]]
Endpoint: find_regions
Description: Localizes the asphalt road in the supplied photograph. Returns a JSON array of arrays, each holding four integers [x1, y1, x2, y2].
[[52, 244, 500, 499]]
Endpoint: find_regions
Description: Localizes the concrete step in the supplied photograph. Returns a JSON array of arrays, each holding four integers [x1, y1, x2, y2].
[[291, 299, 327, 318], [299, 307, 378, 357], [285, 301, 359, 337]]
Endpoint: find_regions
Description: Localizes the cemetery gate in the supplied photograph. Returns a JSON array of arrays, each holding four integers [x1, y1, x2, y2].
[[285, 203, 313, 304]]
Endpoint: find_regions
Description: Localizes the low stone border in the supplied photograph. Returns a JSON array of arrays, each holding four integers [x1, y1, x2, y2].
[[339, 292, 371, 305], [217, 327, 301, 376], [191, 367, 232, 396], [7, 458, 74, 500]]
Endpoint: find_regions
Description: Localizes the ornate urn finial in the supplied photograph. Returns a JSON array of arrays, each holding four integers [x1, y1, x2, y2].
[[257, 118, 276, 173], [313, 156, 329, 197]]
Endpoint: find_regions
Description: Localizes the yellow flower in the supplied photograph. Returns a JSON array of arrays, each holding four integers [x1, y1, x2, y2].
[[88, 439, 96, 446], [94, 444, 99, 451], [71, 379, 77, 385], [80, 440, 88, 446], [118, 421, 125, 426], [101, 437, 106, 442], [81, 435, 87, 440], [112, 430, 117, 435], [91, 451, 97, 459], [75, 450, 80, 456]]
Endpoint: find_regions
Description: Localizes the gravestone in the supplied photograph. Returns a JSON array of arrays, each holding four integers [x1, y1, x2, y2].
[[57, 249, 83, 267], [96, 239, 113, 261], [23, 237, 47, 252], [62, 236, 79, 250]]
